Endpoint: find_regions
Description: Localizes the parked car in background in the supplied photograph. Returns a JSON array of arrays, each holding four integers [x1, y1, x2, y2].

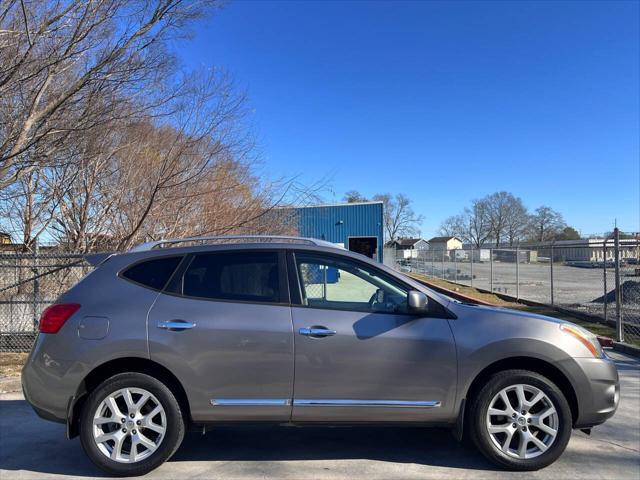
[[22, 236, 619, 476]]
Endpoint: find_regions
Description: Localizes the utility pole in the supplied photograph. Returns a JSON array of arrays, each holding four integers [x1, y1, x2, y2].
[[515, 244, 520, 301], [550, 244, 554, 306], [603, 242, 607, 322], [490, 249, 493, 292], [614, 227, 623, 342]]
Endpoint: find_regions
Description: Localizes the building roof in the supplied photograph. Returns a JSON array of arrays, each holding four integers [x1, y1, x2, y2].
[[385, 238, 428, 249], [398, 238, 426, 247], [277, 200, 384, 209], [428, 236, 461, 243]]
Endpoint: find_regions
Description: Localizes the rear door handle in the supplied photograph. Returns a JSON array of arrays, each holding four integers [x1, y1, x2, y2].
[[157, 320, 196, 331], [299, 327, 337, 337]]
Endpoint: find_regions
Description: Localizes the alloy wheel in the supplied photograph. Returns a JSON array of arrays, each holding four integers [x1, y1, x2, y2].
[[485, 384, 559, 459], [92, 387, 167, 463]]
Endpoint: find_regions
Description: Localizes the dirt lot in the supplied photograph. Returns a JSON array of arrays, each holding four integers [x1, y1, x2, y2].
[[409, 274, 633, 345], [0, 352, 27, 377]]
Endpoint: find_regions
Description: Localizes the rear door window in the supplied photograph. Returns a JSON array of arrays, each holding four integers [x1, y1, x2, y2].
[[182, 252, 282, 303], [121, 256, 183, 290]]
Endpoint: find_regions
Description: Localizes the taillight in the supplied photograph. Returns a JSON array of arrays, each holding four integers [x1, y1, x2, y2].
[[39, 304, 81, 334]]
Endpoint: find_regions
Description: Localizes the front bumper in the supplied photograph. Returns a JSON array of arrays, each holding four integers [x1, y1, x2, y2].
[[571, 354, 619, 428]]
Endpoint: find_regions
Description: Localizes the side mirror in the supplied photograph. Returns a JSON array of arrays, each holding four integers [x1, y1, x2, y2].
[[407, 290, 428, 314]]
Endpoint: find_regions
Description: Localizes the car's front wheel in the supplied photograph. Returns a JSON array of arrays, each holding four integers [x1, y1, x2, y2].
[[468, 369, 572, 470], [79, 372, 185, 477]]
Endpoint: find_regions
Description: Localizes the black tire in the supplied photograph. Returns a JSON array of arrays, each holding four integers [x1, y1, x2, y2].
[[79, 372, 185, 477], [467, 369, 572, 471]]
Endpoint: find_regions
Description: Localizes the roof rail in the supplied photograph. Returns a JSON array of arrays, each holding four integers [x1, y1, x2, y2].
[[128, 235, 344, 252]]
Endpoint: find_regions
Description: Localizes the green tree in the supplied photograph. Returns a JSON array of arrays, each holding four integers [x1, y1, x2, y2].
[[343, 191, 368, 203], [554, 226, 581, 241]]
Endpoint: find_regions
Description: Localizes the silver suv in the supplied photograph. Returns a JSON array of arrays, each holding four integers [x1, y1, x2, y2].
[[22, 236, 619, 476]]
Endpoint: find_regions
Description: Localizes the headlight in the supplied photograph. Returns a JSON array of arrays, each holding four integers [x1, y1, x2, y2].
[[560, 323, 604, 358]]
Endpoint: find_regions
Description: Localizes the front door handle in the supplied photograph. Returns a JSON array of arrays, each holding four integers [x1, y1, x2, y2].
[[157, 320, 196, 331], [299, 327, 337, 338]]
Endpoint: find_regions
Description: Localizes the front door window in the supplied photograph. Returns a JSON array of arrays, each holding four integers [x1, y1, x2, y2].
[[295, 253, 409, 314]]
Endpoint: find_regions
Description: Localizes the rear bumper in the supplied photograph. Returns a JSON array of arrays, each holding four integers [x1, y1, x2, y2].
[[23, 381, 65, 424], [571, 355, 619, 428], [21, 336, 77, 424]]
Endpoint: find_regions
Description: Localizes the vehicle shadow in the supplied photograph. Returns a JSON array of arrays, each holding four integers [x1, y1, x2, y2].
[[173, 425, 495, 470], [0, 398, 497, 477]]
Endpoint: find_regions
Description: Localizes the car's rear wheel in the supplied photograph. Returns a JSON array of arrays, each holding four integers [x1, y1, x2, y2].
[[79, 372, 185, 477], [468, 369, 572, 470]]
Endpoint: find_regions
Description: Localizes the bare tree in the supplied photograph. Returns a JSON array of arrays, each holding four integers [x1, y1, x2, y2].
[[47, 127, 123, 252], [464, 198, 493, 248], [0, 1, 334, 253], [36, 65, 254, 251], [485, 192, 530, 246], [373, 193, 423, 242], [0, 0, 218, 188], [439, 198, 492, 247], [0, 165, 59, 252], [439, 193, 576, 246], [529, 206, 566, 241], [486, 191, 513, 246], [439, 214, 465, 237], [503, 196, 529, 246]]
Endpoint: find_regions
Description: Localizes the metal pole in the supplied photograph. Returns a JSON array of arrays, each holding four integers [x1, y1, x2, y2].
[[515, 245, 520, 300], [431, 251, 434, 277], [603, 242, 607, 322], [32, 239, 39, 331], [490, 248, 493, 292], [454, 250, 458, 283], [441, 249, 445, 279], [550, 244, 554, 306], [323, 264, 327, 300], [614, 228, 623, 342], [470, 247, 474, 287]]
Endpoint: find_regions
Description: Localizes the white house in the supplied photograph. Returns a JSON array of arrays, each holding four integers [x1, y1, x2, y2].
[[428, 236, 463, 251], [385, 238, 429, 259]]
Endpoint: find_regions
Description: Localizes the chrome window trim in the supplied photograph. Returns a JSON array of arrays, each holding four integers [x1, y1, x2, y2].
[[210, 399, 292, 406], [293, 399, 441, 408]]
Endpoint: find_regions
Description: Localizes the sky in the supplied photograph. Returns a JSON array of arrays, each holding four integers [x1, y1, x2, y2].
[[178, 0, 639, 238]]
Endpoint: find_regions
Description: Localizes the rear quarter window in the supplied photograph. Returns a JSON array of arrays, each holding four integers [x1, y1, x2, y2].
[[121, 256, 182, 290]]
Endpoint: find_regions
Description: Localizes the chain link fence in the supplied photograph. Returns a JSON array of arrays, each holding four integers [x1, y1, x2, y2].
[[0, 252, 92, 352], [395, 230, 640, 345], [2, 231, 639, 352]]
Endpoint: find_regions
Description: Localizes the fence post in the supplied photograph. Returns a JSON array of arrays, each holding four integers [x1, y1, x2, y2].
[[441, 249, 445, 279], [454, 250, 458, 283], [431, 251, 434, 277], [490, 248, 493, 292], [32, 240, 39, 332], [470, 247, 474, 287], [614, 228, 623, 342], [515, 245, 520, 301], [603, 242, 607, 322], [550, 244, 554, 306]]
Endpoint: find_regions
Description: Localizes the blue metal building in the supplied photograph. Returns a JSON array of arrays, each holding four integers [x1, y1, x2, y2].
[[290, 201, 384, 262]]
